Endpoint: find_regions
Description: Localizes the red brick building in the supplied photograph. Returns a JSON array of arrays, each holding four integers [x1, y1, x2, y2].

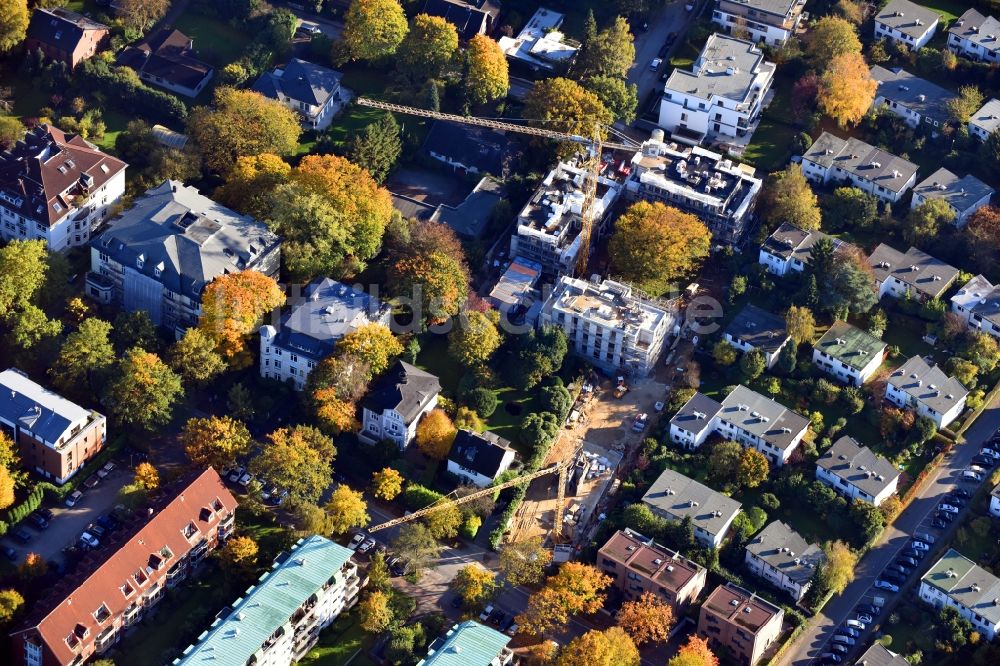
[[24, 8, 109, 69], [10, 469, 238, 666], [697, 583, 784, 666], [597, 529, 707, 612]]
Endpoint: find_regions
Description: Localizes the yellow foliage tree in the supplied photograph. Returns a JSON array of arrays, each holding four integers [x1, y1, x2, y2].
[[359, 590, 394, 633], [616, 592, 674, 646], [0, 588, 24, 624], [517, 586, 570, 636], [765, 164, 821, 231], [608, 201, 711, 295], [336, 323, 403, 377], [424, 502, 463, 539], [737, 448, 770, 489], [0, 0, 29, 53], [820, 540, 858, 594], [133, 462, 160, 490], [399, 14, 458, 77], [215, 153, 290, 219], [785, 306, 816, 345], [669, 635, 720, 666], [342, 0, 408, 62], [199, 270, 286, 368], [452, 564, 498, 608], [221, 535, 258, 575], [805, 16, 862, 66], [556, 627, 639, 666], [448, 310, 501, 367], [466, 34, 509, 104], [0, 466, 14, 511], [325, 486, 370, 535], [499, 536, 552, 587], [371, 467, 404, 501], [524, 77, 613, 144], [416, 409, 457, 460], [181, 415, 254, 471], [818, 52, 877, 127], [547, 562, 612, 615]]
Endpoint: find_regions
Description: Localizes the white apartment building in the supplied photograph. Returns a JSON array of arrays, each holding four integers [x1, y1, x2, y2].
[[868, 243, 959, 302], [799, 132, 918, 204], [969, 98, 1000, 142], [919, 549, 1000, 640], [744, 521, 825, 602], [885, 356, 968, 428], [176, 535, 362, 666], [509, 160, 620, 277], [643, 468, 743, 548], [0, 125, 125, 252], [260, 278, 391, 390], [811, 321, 887, 386], [816, 436, 900, 506], [948, 9, 1000, 62], [952, 274, 1000, 342], [870, 66, 955, 130], [625, 132, 762, 245], [669, 385, 809, 467], [711, 0, 807, 46], [359, 361, 440, 450], [659, 33, 775, 142], [87, 180, 281, 336], [911, 168, 994, 227], [874, 0, 940, 50], [758, 222, 847, 277], [539, 276, 675, 377]]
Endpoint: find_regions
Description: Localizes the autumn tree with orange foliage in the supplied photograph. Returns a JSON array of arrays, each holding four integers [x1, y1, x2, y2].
[[199, 270, 285, 368], [669, 635, 720, 666], [306, 353, 370, 434], [517, 562, 612, 635], [387, 219, 470, 323], [103, 348, 183, 430], [616, 592, 674, 645], [818, 52, 876, 127], [18, 553, 47, 581], [557, 627, 639, 666], [415, 409, 457, 460]]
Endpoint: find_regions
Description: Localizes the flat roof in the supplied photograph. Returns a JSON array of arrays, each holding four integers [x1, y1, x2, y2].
[[599, 528, 706, 594], [665, 34, 774, 104]]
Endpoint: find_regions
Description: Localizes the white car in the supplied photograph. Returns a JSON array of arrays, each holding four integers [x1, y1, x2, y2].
[[228, 467, 244, 483], [358, 538, 376, 554], [845, 619, 866, 630], [238, 473, 253, 487], [962, 470, 984, 482], [911, 540, 930, 552], [874, 580, 899, 592], [479, 604, 495, 622], [649, 58, 662, 70], [348, 534, 365, 550], [80, 532, 100, 549], [506, 623, 518, 636], [65, 490, 84, 507], [939, 503, 959, 514]]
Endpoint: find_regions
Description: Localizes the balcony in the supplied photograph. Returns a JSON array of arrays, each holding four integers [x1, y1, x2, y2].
[[94, 626, 117, 653], [123, 603, 142, 626]]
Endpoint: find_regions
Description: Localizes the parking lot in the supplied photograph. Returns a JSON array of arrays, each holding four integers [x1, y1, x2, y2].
[[1, 463, 129, 567]]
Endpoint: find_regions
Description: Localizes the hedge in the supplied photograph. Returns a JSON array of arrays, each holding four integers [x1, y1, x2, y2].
[[77, 60, 187, 126], [403, 483, 444, 511], [6, 485, 45, 525]]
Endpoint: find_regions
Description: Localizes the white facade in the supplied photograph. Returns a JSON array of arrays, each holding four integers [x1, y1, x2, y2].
[[951, 275, 1000, 343], [910, 169, 994, 228], [659, 34, 775, 141], [874, 0, 939, 50], [800, 133, 918, 204], [361, 398, 437, 450], [919, 549, 1000, 641], [446, 451, 515, 488], [711, 0, 807, 46], [497, 7, 578, 71], [815, 437, 900, 507], [885, 357, 968, 428], [885, 380, 965, 428], [539, 276, 674, 377], [990, 485, 1000, 518], [816, 464, 899, 506], [259, 329, 319, 391], [969, 98, 1000, 142], [948, 10, 1000, 62], [813, 345, 883, 386]]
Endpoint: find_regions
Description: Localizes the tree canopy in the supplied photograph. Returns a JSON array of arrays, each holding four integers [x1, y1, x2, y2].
[[215, 153, 291, 219], [766, 164, 821, 230], [449, 310, 501, 367], [818, 52, 877, 127], [387, 219, 471, 323], [250, 425, 336, 506], [466, 34, 509, 104], [347, 113, 402, 184], [0, 0, 28, 53], [51, 318, 115, 396], [336, 323, 402, 377], [103, 348, 183, 430], [182, 415, 254, 471], [574, 16, 635, 80], [416, 409, 457, 460], [616, 592, 674, 646], [198, 270, 286, 367], [399, 14, 458, 78], [342, 0, 408, 61], [324, 485, 370, 534], [806, 16, 861, 66], [557, 627, 640, 666], [669, 635, 719, 666], [524, 78, 613, 142]]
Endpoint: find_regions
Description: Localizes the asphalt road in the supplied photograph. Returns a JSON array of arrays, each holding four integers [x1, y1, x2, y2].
[[776, 392, 1000, 665], [626, 1, 696, 111]]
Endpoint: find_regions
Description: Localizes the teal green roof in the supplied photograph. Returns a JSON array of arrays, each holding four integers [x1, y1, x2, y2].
[[418, 621, 511, 666], [175, 535, 353, 666], [815, 321, 886, 372]]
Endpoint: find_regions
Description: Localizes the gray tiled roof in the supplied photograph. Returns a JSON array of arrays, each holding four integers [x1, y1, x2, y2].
[[803, 132, 918, 195], [854, 644, 910, 666], [913, 167, 994, 214], [952, 274, 1000, 328], [670, 392, 723, 435], [91, 180, 280, 300], [252, 59, 342, 107], [817, 436, 900, 499], [643, 468, 742, 539], [970, 98, 1000, 136], [760, 222, 846, 263], [948, 9, 1000, 53], [870, 66, 956, 125], [888, 355, 968, 416], [746, 521, 825, 585], [665, 34, 774, 103], [868, 243, 959, 299], [875, 0, 940, 39], [719, 385, 810, 455], [362, 361, 441, 425], [27, 7, 106, 48], [725, 304, 789, 355]]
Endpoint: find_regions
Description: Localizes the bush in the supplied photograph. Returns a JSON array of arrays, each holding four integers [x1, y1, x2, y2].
[[460, 514, 481, 540], [76, 59, 187, 126], [402, 484, 444, 511], [539, 384, 572, 420], [760, 492, 781, 510], [466, 388, 498, 418], [5, 485, 45, 526]]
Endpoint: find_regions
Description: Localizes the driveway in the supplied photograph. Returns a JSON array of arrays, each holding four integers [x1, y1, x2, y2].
[[0, 467, 130, 567], [283, 5, 343, 40], [775, 393, 1000, 665]]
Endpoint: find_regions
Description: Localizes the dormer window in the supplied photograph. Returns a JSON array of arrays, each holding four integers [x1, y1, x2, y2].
[[212, 498, 224, 512], [136, 254, 145, 269], [134, 569, 148, 585], [182, 522, 199, 540], [55, 31, 62, 39], [121, 581, 135, 597], [53, 202, 63, 212], [93, 603, 111, 624]]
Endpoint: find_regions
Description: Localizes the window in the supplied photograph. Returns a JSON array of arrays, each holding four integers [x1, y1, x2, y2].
[[94, 603, 111, 623], [121, 582, 134, 597]]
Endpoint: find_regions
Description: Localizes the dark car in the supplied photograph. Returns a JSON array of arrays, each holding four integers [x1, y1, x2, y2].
[[830, 643, 849, 655], [902, 548, 924, 560], [857, 604, 880, 616], [390, 559, 406, 577], [96, 514, 118, 531], [972, 455, 995, 468], [12, 526, 31, 543], [887, 564, 911, 576], [28, 513, 49, 530], [898, 556, 919, 567], [883, 571, 906, 584], [944, 495, 966, 507], [492, 611, 508, 627], [936, 511, 955, 524], [2, 545, 15, 561], [952, 488, 972, 499], [658, 42, 671, 58], [37, 508, 54, 522], [83, 475, 100, 489], [932, 517, 950, 529]]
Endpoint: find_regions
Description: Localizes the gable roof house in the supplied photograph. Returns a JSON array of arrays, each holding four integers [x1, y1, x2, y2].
[[870, 66, 956, 130], [25, 8, 108, 68], [0, 368, 106, 485], [423, 121, 513, 176], [86, 180, 281, 336], [643, 468, 743, 548], [422, 0, 496, 41], [744, 521, 825, 601], [868, 243, 959, 301], [969, 98, 1000, 142], [260, 278, 391, 391], [669, 391, 725, 450], [10, 469, 237, 666], [723, 304, 790, 369], [816, 435, 901, 506], [0, 124, 126, 252], [874, 0, 940, 50], [360, 361, 441, 450], [919, 548, 1000, 640], [799, 132, 918, 204], [911, 167, 994, 227], [886, 355, 968, 428], [252, 59, 350, 131], [447, 429, 517, 488], [951, 274, 1000, 343], [811, 321, 887, 386], [758, 222, 847, 277], [115, 29, 213, 98], [497, 7, 580, 72], [948, 9, 1000, 63], [856, 644, 911, 666]]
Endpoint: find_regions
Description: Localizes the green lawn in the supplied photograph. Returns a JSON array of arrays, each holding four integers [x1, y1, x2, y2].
[[741, 116, 796, 173], [93, 109, 130, 152], [173, 12, 252, 67], [916, 0, 968, 22], [299, 612, 377, 666]]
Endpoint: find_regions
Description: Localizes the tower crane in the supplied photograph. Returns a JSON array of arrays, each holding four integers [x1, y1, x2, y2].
[[366, 446, 581, 542], [356, 97, 640, 277]]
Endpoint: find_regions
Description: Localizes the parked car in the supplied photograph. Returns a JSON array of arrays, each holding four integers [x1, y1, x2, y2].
[[820, 654, 843, 664], [962, 470, 983, 482], [972, 455, 995, 468], [390, 558, 406, 577], [96, 514, 117, 531], [943, 494, 966, 507], [506, 623, 519, 637], [88, 524, 107, 539], [649, 58, 662, 71], [348, 533, 365, 550], [238, 472, 253, 487], [358, 538, 376, 554], [28, 513, 49, 530], [479, 604, 495, 622], [980, 447, 1000, 460], [950, 488, 971, 499], [228, 466, 245, 483], [856, 613, 873, 624], [915, 532, 937, 544], [492, 611, 508, 627], [911, 540, 930, 552], [845, 619, 866, 630], [83, 475, 100, 489], [38, 508, 54, 522], [897, 556, 919, 567], [97, 461, 115, 479], [830, 643, 849, 655], [902, 549, 923, 560], [887, 564, 910, 576], [874, 580, 899, 592], [65, 490, 83, 507], [632, 413, 648, 432], [939, 503, 959, 514], [2, 545, 15, 562], [79, 532, 100, 549], [831, 634, 856, 646], [837, 627, 859, 638], [932, 517, 950, 529], [12, 526, 31, 543], [935, 511, 954, 523], [883, 571, 906, 584], [857, 604, 880, 616]]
